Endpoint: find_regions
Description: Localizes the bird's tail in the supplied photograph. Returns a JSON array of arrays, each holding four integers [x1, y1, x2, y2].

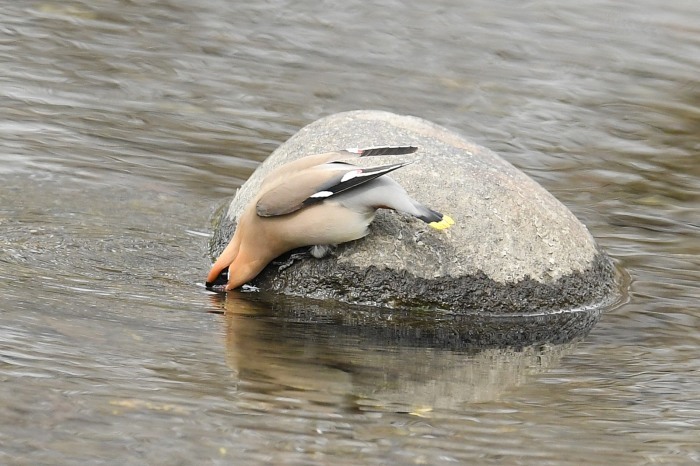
[[415, 206, 455, 230]]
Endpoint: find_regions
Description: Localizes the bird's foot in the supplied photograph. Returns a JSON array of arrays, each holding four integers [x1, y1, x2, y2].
[[274, 250, 312, 272]]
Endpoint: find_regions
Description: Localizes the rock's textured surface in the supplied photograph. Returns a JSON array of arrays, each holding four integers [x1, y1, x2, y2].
[[210, 110, 617, 315]]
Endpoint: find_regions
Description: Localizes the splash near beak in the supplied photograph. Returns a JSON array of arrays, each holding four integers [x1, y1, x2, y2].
[[429, 214, 455, 230]]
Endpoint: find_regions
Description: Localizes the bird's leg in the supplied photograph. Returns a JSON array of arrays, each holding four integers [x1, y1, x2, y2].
[[273, 244, 335, 272], [309, 244, 335, 259]]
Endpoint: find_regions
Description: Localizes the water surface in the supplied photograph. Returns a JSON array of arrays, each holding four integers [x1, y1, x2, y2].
[[1, 0, 699, 464]]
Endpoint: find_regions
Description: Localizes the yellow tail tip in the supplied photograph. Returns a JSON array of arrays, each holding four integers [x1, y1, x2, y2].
[[429, 215, 455, 230]]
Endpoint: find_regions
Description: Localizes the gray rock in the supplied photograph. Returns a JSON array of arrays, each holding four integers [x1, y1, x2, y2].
[[210, 110, 618, 318]]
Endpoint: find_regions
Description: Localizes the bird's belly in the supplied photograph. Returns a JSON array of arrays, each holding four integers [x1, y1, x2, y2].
[[269, 202, 375, 249]]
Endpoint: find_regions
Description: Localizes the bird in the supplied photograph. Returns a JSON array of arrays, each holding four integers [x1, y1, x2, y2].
[[206, 145, 454, 291]]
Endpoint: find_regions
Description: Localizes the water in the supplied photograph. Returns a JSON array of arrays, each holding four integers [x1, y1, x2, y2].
[[1, 0, 699, 464]]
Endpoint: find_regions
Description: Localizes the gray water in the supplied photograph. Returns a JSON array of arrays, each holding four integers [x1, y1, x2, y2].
[[1, 0, 699, 464]]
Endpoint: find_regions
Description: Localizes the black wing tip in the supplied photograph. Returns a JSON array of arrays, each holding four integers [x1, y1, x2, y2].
[[353, 145, 419, 157], [353, 161, 412, 179], [302, 161, 411, 207]]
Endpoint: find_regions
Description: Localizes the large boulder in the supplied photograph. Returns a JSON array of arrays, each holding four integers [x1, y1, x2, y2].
[[210, 110, 618, 319]]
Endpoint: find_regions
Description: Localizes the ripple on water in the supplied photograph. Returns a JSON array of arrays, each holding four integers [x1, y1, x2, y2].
[[1, 0, 700, 464]]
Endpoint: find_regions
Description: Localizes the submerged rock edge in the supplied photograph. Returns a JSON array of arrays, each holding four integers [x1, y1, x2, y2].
[[220, 292, 605, 349]]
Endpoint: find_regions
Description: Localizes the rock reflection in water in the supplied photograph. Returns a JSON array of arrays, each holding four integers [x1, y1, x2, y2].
[[214, 293, 587, 410]]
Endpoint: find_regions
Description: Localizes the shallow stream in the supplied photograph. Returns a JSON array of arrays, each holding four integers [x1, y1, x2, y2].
[[1, 0, 699, 464]]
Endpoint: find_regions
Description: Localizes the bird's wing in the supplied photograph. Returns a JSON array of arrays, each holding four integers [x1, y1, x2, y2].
[[256, 161, 411, 217], [261, 146, 418, 189], [347, 145, 418, 157]]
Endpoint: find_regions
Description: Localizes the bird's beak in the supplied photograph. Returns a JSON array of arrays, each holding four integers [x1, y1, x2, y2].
[[205, 267, 228, 289]]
